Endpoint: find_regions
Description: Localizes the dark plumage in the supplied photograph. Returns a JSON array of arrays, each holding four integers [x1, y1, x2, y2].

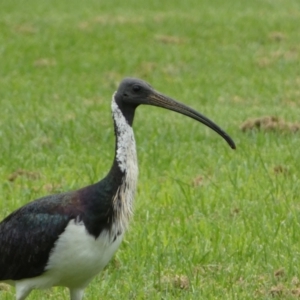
[[0, 78, 235, 300]]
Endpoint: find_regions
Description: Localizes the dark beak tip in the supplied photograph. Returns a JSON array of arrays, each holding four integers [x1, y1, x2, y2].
[[230, 141, 236, 150]]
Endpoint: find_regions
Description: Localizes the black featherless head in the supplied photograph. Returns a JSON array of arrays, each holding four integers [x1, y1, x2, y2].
[[115, 78, 236, 149]]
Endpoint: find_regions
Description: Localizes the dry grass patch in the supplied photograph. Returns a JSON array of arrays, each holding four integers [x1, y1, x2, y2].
[[161, 274, 190, 290], [8, 169, 41, 182], [155, 35, 186, 44], [34, 58, 56, 68], [14, 23, 37, 35]]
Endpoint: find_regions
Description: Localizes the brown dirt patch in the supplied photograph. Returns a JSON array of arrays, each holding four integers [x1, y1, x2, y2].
[[240, 116, 300, 133]]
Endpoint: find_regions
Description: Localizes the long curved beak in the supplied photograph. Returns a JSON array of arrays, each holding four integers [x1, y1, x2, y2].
[[146, 91, 236, 149]]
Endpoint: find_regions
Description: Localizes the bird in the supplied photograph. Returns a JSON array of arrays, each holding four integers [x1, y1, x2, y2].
[[0, 78, 236, 300]]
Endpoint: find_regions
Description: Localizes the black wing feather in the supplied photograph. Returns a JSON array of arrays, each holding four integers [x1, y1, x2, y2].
[[0, 178, 119, 281], [0, 192, 81, 280]]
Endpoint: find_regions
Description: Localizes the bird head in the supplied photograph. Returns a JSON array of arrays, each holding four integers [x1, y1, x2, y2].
[[114, 77, 236, 149]]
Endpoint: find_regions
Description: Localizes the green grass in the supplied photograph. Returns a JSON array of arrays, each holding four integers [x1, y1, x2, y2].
[[1, 0, 300, 299]]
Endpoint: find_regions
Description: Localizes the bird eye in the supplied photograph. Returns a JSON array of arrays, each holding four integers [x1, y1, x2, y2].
[[132, 85, 141, 92]]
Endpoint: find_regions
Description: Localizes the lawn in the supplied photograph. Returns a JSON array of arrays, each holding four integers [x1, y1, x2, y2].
[[0, 0, 300, 299]]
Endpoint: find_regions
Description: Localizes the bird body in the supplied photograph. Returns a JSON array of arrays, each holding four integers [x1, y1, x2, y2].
[[12, 219, 123, 300], [0, 78, 235, 300]]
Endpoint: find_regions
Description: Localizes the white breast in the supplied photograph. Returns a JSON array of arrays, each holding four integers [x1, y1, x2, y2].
[[46, 220, 123, 288]]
